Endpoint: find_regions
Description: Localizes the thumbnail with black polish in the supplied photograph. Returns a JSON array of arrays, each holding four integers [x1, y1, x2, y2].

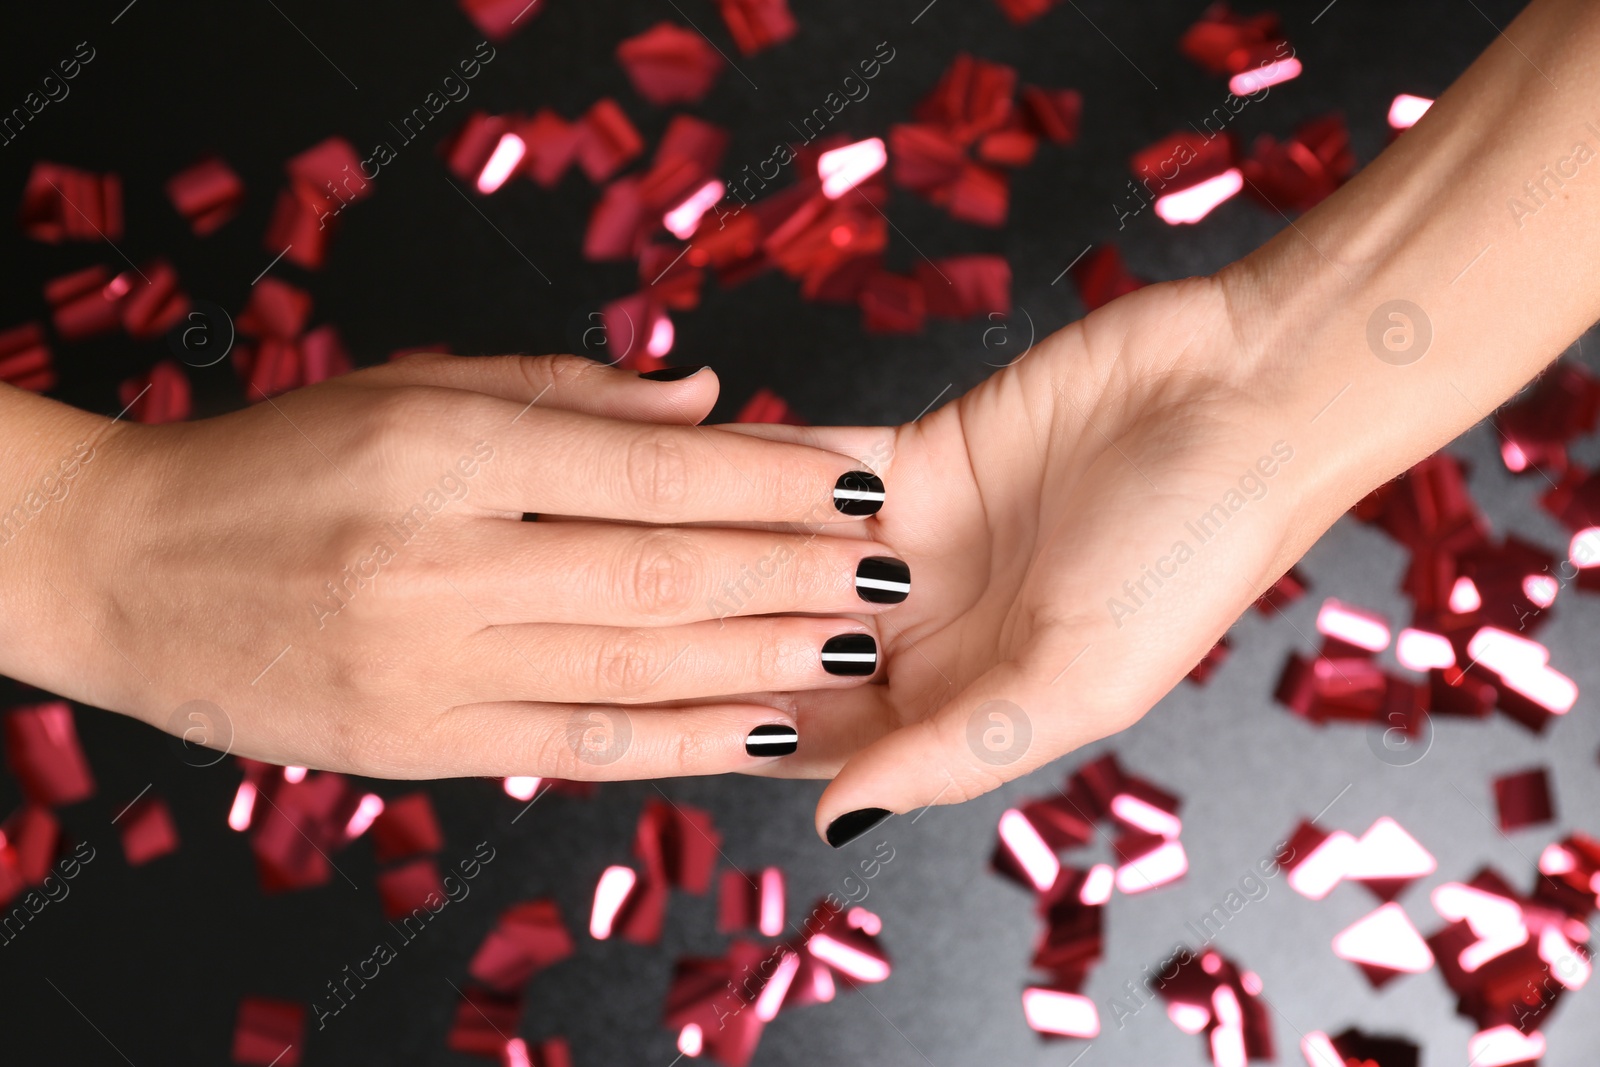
[[826, 807, 892, 849], [638, 365, 704, 381]]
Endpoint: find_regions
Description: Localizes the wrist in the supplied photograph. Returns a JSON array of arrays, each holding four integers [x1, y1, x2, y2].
[[0, 386, 134, 696]]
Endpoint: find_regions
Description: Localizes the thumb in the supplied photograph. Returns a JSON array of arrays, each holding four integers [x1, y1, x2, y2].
[[815, 645, 1106, 848]]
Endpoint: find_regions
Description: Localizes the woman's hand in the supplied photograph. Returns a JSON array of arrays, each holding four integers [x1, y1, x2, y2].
[[2, 354, 911, 779], [738, 277, 1360, 845]]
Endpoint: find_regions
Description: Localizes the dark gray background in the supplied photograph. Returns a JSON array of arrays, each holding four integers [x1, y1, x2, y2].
[[5, 1, 1597, 1065]]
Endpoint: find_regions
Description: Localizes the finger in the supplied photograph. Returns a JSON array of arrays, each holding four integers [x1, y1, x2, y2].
[[813, 648, 1098, 848], [456, 521, 912, 625], [462, 616, 879, 704], [739, 686, 895, 780], [471, 405, 889, 523], [410, 700, 801, 780], [719, 422, 899, 481], [364, 352, 720, 424]]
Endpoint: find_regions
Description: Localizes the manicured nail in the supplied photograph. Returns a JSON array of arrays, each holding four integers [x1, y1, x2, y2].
[[833, 471, 885, 516], [855, 556, 910, 604], [821, 634, 877, 676], [825, 807, 892, 848], [745, 723, 798, 757], [639, 365, 705, 381]]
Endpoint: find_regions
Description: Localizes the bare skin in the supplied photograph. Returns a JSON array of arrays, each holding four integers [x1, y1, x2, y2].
[[743, 0, 1600, 841], [0, 355, 902, 778]]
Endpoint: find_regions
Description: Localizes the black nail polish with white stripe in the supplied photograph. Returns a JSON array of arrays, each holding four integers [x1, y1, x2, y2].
[[855, 556, 910, 604], [821, 634, 877, 676], [833, 471, 885, 516], [745, 723, 798, 757]]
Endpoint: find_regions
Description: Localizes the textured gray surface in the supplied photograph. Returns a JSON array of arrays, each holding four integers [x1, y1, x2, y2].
[[3, 0, 1596, 1064]]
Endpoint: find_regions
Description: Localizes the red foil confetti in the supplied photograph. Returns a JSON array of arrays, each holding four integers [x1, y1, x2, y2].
[[1241, 115, 1356, 214], [504, 1037, 573, 1067], [231, 997, 304, 1067], [118, 794, 180, 866], [120, 260, 190, 340], [1020, 86, 1082, 144], [1179, 3, 1291, 78], [0, 806, 63, 900], [5, 702, 94, 807], [166, 156, 245, 235], [576, 99, 645, 184], [1495, 361, 1600, 477], [468, 900, 576, 992], [617, 23, 724, 106], [1187, 636, 1231, 684], [263, 184, 335, 271], [918, 255, 1011, 318], [238, 278, 313, 341], [1301, 1028, 1420, 1067], [1071, 245, 1147, 311], [717, 867, 787, 937], [45, 266, 126, 341], [19, 162, 123, 242], [995, 0, 1060, 26], [1152, 949, 1274, 1063], [1492, 768, 1555, 832], [1333, 902, 1436, 987], [519, 109, 583, 187], [636, 797, 720, 894], [369, 792, 444, 863], [0, 323, 55, 393], [459, 0, 542, 41], [715, 0, 798, 55], [1129, 130, 1243, 224], [375, 858, 447, 921], [248, 769, 363, 893], [447, 986, 524, 1058], [736, 388, 806, 425], [287, 136, 373, 207]]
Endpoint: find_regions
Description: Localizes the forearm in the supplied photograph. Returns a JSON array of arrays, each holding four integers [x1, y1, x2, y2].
[[1223, 0, 1600, 520]]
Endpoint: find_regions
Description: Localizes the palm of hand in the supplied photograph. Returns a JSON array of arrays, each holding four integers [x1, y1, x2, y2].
[[773, 277, 1323, 826]]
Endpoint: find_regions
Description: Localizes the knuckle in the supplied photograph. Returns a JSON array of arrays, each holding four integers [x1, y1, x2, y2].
[[787, 540, 841, 603], [665, 724, 722, 772], [623, 431, 692, 512], [519, 353, 590, 399], [620, 529, 700, 618], [752, 627, 804, 685], [349, 387, 445, 466], [594, 631, 671, 697]]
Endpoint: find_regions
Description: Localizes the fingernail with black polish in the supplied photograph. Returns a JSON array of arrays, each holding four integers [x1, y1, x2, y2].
[[746, 723, 798, 758], [855, 556, 910, 604], [821, 633, 877, 676], [639, 365, 705, 382], [826, 807, 892, 848], [833, 471, 885, 516]]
